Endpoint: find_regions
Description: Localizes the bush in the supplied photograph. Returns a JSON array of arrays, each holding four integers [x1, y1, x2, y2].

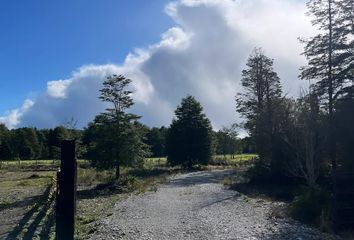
[[290, 186, 330, 225], [77, 168, 115, 186], [247, 159, 271, 181]]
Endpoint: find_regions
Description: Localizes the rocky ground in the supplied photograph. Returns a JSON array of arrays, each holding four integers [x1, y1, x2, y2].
[[90, 170, 339, 240]]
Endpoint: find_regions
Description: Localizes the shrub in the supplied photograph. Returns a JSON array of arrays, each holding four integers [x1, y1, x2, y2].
[[247, 158, 271, 182], [290, 186, 330, 225]]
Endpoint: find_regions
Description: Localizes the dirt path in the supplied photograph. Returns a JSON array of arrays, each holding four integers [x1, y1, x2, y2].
[[91, 170, 337, 240]]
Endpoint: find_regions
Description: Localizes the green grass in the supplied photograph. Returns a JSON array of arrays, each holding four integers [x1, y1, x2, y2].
[[0, 199, 14, 209], [0, 159, 88, 166], [0, 172, 54, 189], [211, 154, 258, 166], [144, 157, 167, 168], [0, 154, 257, 170], [77, 168, 116, 186], [213, 154, 258, 161]]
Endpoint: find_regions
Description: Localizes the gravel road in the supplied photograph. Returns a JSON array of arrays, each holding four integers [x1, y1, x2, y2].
[[91, 170, 338, 240]]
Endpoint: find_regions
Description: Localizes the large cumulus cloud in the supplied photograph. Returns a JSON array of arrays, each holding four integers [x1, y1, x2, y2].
[[0, 0, 313, 129]]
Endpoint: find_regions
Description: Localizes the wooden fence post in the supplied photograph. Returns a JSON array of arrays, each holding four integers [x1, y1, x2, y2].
[[56, 140, 77, 240]]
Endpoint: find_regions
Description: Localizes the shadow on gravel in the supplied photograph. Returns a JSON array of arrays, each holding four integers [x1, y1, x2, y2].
[[199, 193, 242, 209], [167, 170, 236, 187], [77, 167, 184, 200], [0, 195, 42, 211], [254, 224, 328, 240], [128, 168, 173, 178], [230, 181, 299, 202], [77, 183, 124, 200]]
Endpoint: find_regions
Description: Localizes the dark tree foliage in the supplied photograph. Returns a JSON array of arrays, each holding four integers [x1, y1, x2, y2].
[[0, 124, 84, 161], [239, 137, 256, 154], [0, 128, 42, 160], [145, 127, 168, 157], [85, 75, 149, 179], [300, 0, 354, 181], [215, 124, 240, 158], [236, 48, 284, 174], [215, 131, 230, 156], [46, 126, 70, 159], [335, 94, 354, 172], [16, 128, 41, 160], [280, 90, 326, 187], [166, 96, 213, 168], [0, 124, 11, 160]]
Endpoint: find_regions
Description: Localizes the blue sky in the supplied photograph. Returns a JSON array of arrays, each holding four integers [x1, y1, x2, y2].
[[0, 0, 312, 129], [0, 0, 173, 115]]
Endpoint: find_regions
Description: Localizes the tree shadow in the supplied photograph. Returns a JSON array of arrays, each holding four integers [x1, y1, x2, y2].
[[5, 184, 56, 240], [77, 167, 182, 200], [253, 221, 330, 240], [38, 210, 55, 240], [77, 183, 124, 200], [167, 170, 237, 188], [128, 167, 184, 178], [198, 193, 242, 209], [230, 180, 299, 202], [0, 195, 41, 211]]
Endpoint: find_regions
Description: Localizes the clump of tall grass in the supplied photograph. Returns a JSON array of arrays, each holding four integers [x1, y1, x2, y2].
[[290, 186, 331, 228], [77, 168, 115, 186]]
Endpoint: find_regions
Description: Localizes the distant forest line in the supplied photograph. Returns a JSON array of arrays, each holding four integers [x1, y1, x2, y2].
[[0, 123, 253, 161]]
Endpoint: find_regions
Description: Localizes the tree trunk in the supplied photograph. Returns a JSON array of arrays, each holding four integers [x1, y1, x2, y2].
[[188, 158, 192, 170], [327, 0, 338, 226], [115, 164, 120, 179]]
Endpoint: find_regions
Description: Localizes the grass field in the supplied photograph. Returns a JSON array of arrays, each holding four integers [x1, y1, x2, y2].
[[0, 159, 88, 171], [0, 154, 257, 170]]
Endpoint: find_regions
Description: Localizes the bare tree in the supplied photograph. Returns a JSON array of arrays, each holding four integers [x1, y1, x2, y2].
[[282, 88, 323, 188]]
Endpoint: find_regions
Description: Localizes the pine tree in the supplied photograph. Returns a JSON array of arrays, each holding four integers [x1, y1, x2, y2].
[[336, 0, 354, 94], [236, 48, 283, 173], [86, 75, 149, 179], [166, 96, 213, 168], [300, 0, 354, 198]]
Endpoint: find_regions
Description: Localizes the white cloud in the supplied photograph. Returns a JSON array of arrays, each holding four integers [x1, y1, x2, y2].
[[47, 80, 72, 98], [0, 99, 34, 129], [16, 64, 155, 128], [0, 0, 314, 129], [158, 27, 192, 49]]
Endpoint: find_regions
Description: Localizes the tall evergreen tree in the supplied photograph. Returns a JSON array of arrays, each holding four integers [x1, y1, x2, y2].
[[300, 0, 353, 194], [236, 48, 283, 173], [337, 0, 354, 93], [86, 75, 149, 179], [166, 96, 213, 168]]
